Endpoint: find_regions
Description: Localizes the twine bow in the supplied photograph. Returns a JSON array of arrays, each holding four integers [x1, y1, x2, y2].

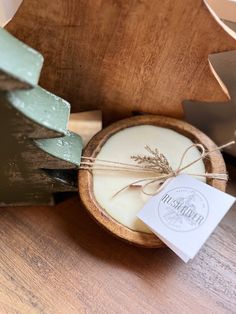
[[80, 141, 235, 197]]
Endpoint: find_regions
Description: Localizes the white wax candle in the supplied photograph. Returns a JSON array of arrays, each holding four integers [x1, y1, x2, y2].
[[93, 125, 206, 233]]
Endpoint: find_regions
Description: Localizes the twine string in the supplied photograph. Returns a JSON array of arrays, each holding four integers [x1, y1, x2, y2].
[[80, 140, 235, 197]]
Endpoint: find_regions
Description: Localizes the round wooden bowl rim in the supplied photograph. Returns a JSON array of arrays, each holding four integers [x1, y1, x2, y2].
[[78, 115, 226, 248]]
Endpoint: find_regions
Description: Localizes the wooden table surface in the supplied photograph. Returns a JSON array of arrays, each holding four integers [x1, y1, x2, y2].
[[0, 156, 235, 313]]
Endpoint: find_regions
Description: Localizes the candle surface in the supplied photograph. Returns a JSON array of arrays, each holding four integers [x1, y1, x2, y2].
[[93, 125, 206, 233]]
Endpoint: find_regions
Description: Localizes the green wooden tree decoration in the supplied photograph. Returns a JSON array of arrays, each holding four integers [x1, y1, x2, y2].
[[0, 28, 82, 206]]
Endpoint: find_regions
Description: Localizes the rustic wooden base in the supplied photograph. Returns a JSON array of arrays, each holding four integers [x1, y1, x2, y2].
[[79, 115, 227, 248]]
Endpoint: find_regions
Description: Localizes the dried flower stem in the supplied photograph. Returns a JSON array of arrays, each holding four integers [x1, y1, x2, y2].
[[131, 145, 172, 174]]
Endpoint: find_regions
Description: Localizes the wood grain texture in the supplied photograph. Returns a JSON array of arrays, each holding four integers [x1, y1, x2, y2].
[[0, 177, 235, 313], [0, 28, 83, 206], [0, 87, 82, 206], [6, 0, 236, 123], [0, 113, 235, 313], [79, 115, 226, 247], [68, 111, 102, 146]]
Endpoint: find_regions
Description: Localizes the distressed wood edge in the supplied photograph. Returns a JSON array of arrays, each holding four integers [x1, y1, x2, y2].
[[0, 70, 33, 91], [78, 115, 226, 248], [7, 85, 71, 138]]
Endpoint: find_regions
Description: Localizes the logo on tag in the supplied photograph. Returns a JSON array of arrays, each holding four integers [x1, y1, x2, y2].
[[138, 174, 235, 262], [158, 187, 209, 232]]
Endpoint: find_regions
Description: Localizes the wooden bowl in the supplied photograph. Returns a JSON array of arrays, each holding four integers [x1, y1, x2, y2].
[[78, 115, 227, 248]]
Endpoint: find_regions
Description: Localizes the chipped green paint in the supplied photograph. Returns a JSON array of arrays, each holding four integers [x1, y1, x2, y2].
[[7, 86, 70, 136], [0, 29, 82, 206], [0, 27, 43, 88], [35, 131, 82, 167]]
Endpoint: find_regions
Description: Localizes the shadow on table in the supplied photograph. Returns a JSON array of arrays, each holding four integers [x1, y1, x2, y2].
[[52, 154, 236, 274], [53, 194, 180, 276]]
